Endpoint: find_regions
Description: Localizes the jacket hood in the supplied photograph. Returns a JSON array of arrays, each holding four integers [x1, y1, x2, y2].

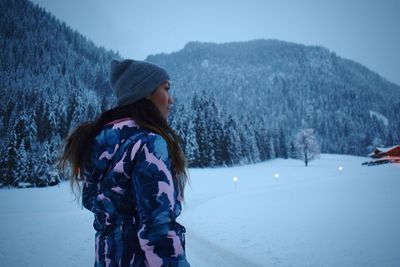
[[88, 118, 141, 176]]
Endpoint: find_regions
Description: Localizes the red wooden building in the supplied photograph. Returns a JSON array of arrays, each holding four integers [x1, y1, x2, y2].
[[365, 145, 400, 165]]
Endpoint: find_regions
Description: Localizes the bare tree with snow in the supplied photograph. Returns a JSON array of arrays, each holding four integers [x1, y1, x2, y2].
[[294, 128, 320, 166]]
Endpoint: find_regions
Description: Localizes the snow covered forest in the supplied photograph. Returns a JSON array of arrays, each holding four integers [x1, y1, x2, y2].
[[1, 0, 399, 188]]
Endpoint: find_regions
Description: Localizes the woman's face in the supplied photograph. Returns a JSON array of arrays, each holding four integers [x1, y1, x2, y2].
[[148, 81, 173, 119]]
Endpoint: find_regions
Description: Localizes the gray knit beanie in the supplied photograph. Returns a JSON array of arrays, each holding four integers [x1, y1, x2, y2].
[[109, 59, 170, 107]]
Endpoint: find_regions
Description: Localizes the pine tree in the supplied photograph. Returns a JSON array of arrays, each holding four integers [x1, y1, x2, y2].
[[191, 93, 204, 167], [288, 140, 296, 158], [14, 142, 29, 186], [15, 111, 37, 151], [236, 120, 259, 165], [223, 115, 241, 165], [185, 119, 198, 167], [1, 129, 19, 186], [35, 100, 50, 142], [33, 140, 53, 187], [247, 125, 260, 163], [191, 91, 218, 167], [208, 99, 225, 166], [67, 89, 84, 134], [273, 132, 280, 158], [269, 137, 276, 159], [255, 125, 270, 161], [278, 128, 288, 159]]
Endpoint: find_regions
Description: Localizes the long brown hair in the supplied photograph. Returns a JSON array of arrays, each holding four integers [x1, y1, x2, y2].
[[57, 98, 188, 201]]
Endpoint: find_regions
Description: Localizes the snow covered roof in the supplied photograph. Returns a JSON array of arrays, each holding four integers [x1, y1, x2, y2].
[[368, 145, 400, 157], [375, 145, 400, 153]]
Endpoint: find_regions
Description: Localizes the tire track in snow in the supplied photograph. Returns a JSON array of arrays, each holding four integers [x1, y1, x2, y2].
[[186, 227, 263, 267], [183, 187, 263, 266]]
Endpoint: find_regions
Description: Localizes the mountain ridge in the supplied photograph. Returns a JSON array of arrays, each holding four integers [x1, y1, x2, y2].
[[146, 38, 399, 157]]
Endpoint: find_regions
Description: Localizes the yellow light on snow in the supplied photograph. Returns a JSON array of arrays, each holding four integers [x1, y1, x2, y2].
[[274, 173, 280, 178], [233, 176, 238, 182], [338, 166, 343, 171]]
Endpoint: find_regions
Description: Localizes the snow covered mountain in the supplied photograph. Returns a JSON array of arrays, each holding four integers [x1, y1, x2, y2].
[[147, 40, 400, 156], [1, 0, 399, 187]]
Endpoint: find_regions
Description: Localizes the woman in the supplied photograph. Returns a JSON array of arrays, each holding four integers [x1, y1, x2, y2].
[[58, 59, 190, 267]]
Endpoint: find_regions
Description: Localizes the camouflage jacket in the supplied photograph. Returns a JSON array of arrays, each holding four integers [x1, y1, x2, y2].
[[82, 117, 189, 267]]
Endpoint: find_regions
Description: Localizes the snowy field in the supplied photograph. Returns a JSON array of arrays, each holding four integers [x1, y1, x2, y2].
[[0, 154, 399, 267]]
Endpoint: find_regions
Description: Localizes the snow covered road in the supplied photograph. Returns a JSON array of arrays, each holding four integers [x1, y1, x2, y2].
[[187, 229, 262, 267]]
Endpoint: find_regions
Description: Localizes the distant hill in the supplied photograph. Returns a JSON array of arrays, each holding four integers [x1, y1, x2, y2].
[[147, 40, 400, 156]]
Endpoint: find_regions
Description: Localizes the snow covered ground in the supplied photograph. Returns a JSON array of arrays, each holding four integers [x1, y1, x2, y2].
[[1, 154, 399, 267]]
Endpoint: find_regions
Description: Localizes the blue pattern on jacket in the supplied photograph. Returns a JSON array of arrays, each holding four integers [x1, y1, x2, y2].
[[82, 118, 189, 267]]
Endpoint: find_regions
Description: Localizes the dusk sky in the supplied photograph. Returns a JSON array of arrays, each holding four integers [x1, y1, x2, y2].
[[30, 0, 400, 85]]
